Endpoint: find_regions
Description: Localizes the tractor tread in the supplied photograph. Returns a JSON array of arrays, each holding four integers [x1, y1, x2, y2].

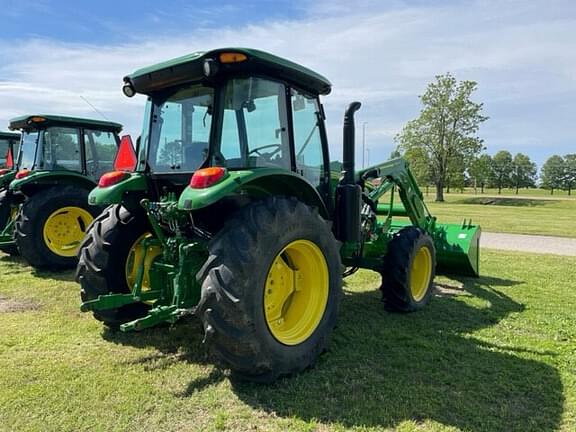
[[14, 186, 97, 269], [196, 197, 342, 383], [380, 226, 436, 312], [76, 204, 150, 327]]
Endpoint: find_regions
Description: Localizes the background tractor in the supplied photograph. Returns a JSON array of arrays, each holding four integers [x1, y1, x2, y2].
[[78, 48, 480, 382], [0, 131, 21, 254], [0, 115, 122, 268], [0, 131, 20, 189]]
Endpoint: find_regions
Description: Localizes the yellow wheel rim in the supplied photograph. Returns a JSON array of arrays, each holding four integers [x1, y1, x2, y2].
[[125, 233, 162, 294], [410, 246, 433, 302], [264, 239, 329, 346], [42, 206, 93, 257]]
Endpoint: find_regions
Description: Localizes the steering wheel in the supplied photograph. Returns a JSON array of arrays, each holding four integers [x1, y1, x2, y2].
[[248, 144, 282, 159]]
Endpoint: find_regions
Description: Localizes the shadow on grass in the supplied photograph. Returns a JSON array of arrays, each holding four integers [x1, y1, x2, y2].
[[102, 274, 564, 431], [452, 197, 554, 207], [0, 253, 76, 281]]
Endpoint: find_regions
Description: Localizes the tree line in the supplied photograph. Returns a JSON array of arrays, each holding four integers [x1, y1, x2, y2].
[[394, 73, 575, 200]]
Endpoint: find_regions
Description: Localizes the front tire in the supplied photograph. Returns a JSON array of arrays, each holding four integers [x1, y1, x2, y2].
[[14, 186, 97, 269], [380, 226, 436, 312], [76, 204, 161, 328], [196, 197, 342, 383]]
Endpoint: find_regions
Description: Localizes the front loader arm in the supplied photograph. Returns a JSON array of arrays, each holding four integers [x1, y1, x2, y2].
[[358, 158, 434, 231]]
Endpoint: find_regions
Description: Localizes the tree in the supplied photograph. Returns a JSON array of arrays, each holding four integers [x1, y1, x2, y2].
[[469, 154, 493, 193], [403, 146, 432, 187], [491, 151, 513, 194], [396, 73, 488, 201], [511, 153, 537, 194], [541, 155, 565, 195], [563, 154, 576, 195]]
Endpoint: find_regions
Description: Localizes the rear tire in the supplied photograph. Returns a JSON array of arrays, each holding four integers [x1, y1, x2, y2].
[[0, 190, 18, 255], [196, 197, 342, 383], [76, 205, 153, 327], [15, 186, 98, 269], [380, 226, 436, 312]]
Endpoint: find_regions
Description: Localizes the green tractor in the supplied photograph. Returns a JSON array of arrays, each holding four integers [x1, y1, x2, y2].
[[0, 115, 123, 268], [0, 131, 21, 254], [78, 48, 480, 382]]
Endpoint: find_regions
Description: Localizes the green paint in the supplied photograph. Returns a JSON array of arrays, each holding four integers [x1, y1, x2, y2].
[[10, 170, 97, 192], [88, 173, 147, 206], [9, 115, 122, 132]]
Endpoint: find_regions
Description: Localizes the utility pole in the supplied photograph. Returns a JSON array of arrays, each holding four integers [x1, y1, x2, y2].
[[362, 122, 367, 168]]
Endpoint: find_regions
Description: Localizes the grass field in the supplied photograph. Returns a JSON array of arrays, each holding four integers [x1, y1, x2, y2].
[[419, 191, 576, 238], [1, 250, 574, 432]]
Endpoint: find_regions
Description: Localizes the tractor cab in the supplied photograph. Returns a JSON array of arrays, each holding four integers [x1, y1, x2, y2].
[[99, 49, 332, 209], [9, 115, 122, 185], [0, 115, 123, 269]]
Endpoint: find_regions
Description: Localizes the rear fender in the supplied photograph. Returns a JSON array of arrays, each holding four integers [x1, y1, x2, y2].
[[9, 171, 96, 196], [88, 173, 148, 206], [178, 168, 329, 218]]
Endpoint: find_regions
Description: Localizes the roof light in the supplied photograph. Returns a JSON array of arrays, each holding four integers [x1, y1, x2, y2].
[[113, 135, 137, 171], [122, 82, 136, 98], [190, 167, 227, 189], [30, 117, 46, 123], [98, 171, 129, 188], [219, 52, 247, 64], [15, 169, 31, 179]]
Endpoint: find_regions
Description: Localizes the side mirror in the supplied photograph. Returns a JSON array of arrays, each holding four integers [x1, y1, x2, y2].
[[114, 135, 137, 171]]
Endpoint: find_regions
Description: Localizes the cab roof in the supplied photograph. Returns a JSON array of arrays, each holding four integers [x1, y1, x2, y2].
[[9, 115, 122, 132], [0, 131, 20, 140], [126, 47, 332, 96]]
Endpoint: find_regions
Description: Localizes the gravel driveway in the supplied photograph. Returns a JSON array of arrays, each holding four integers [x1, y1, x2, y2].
[[481, 232, 576, 256]]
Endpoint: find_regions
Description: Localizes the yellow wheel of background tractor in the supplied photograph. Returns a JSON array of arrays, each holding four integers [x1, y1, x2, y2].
[[42, 206, 93, 257], [15, 186, 98, 269]]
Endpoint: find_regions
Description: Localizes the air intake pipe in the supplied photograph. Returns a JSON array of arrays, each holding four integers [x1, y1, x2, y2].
[[335, 102, 362, 242]]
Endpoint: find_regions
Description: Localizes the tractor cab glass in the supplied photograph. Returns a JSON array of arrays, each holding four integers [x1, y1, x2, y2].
[[145, 85, 214, 173], [40, 127, 82, 171], [18, 131, 40, 170], [217, 78, 290, 170], [84, 129, 118, 178]]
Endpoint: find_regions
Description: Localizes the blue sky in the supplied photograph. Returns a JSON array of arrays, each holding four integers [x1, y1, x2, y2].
[[0, 0, 575, 169]]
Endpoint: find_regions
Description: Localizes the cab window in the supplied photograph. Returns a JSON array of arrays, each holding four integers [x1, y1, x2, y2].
[[41, 127, 82, 172], [84, 130, 118, 179], [291, 89, 325, 187], [218, 78, 290, 169]]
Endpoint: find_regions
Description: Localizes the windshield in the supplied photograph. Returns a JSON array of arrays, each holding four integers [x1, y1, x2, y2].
[[146, 84, 214, 173], [18, 131, 40, 170]]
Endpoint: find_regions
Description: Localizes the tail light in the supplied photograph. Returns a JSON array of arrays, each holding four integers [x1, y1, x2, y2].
[[189, 167, 227, 189], [0, 169, 10, 175], [98, 171, 129, 188], [15, 169, 31, 179]]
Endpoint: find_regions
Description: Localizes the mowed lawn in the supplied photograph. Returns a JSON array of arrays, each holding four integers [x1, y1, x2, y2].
[[0, 250, 574, 432], [423, 192, 576, 238]]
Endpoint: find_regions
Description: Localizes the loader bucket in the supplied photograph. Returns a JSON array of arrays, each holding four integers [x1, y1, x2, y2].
[[433, 221, 481, 277]]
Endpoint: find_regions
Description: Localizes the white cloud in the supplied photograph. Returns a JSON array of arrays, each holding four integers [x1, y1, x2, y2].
[[0, 0, 575, 166]]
